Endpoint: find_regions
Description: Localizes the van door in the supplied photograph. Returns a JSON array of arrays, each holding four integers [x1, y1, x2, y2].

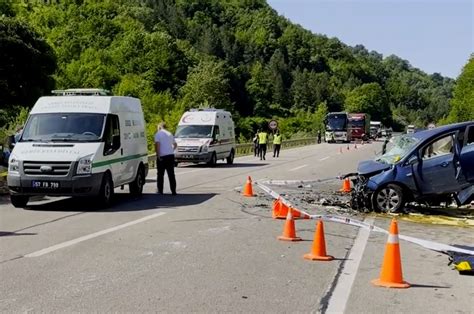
[[103, 114, 124, 185], [415, 133, 462, 195], [459, 125, 474, 183]]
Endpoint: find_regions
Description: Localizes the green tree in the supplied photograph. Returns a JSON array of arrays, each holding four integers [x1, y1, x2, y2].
[[446, 56, 474, 123], [0, 17, 56, 108], [345, 83, 390, 124], [180, 59, 232, 110]]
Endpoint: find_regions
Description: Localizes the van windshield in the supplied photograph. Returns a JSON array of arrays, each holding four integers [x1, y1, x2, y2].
[[175, 125, 213, 139], [21, 113, 106, 142]]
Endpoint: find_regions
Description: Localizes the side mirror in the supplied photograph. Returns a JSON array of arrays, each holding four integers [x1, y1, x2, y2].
[[7, 135, 15, 150], [407, 155, 418, 166]]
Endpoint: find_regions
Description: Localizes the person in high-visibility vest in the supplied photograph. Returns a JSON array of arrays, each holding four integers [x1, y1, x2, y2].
[[273, 130, 282, 157], [258, 130, 268, 160]]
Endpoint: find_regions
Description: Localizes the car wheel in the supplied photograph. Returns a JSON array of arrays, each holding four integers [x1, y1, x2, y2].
[[373, 184, 405, 213], [226, 150, 234, 165], [10, 195, 29, 208], [129, 166, 144, 196], [98, 172, 114, 208], [208, 152, 217, 167]]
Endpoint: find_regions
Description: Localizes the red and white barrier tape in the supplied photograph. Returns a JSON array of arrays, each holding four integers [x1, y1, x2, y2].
[[254, 181, 474, 256]]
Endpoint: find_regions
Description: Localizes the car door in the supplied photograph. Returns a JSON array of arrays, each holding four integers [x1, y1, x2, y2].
[[415, 132, 462, 195], [459, 124, 474, 183]]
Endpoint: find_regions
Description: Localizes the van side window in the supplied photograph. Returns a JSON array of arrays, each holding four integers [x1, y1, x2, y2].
[[422, 134, 454, 160], [103, 114, 120, 155], [213, 126, 220, 139]]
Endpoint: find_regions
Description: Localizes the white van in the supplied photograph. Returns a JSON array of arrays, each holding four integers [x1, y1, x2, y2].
[[407, 124, 416, 134], [7, 89, 148, 208], [174, 109, 236, 166]]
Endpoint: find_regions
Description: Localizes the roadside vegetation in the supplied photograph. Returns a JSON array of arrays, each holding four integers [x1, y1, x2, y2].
[[1, 0, 472, 151]]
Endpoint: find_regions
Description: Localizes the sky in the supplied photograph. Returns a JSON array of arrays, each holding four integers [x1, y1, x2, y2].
[[268, 0, 473, 78]]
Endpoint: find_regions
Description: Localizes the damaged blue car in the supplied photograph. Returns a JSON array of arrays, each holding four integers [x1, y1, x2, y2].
[[350, 121, 474, 212]]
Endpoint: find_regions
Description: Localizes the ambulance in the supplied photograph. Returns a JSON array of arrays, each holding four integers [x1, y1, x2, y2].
[[174, 109, 236, 166], [7, 89, 148, 208]]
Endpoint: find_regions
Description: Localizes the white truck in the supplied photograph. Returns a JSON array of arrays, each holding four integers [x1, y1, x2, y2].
[[174, 109, 236, 166], [7, 89, 148, 208]]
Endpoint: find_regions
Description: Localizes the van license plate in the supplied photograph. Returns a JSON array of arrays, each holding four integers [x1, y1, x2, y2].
[[32, 181, 60, 189]]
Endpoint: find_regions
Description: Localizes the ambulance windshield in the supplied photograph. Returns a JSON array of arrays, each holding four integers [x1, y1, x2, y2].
[[175, 125, 213, 139]]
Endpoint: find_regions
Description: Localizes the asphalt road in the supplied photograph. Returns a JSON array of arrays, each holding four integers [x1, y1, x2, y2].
[[1, 142, 473, 313]]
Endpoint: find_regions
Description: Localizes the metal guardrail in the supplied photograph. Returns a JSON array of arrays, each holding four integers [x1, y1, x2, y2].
[[147, 137, 317, 169]]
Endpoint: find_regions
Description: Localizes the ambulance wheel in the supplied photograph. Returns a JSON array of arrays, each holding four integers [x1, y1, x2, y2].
[[98, 172, 114, 208], [129, 166, 144, 196], [226, 149, 234, 165], [208, 152, 217, 167], [10, 195, 29, 208]]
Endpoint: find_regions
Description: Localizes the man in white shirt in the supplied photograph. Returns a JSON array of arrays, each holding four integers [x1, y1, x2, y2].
[[154, 122, 177, 195]]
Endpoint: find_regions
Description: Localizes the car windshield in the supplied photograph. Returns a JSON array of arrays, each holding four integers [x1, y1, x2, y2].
[[21, 113, 105, 142], [326, 116, 347, 131], [175, 125, 213, 138], [376, 135, 420, 164]]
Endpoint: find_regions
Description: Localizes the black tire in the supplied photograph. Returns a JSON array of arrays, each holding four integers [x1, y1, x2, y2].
[[98, 172, 114, 208], [208, 152, 217, 167], [129, 166, 144, 197], [10, 195, 29, 208], [226, 149, 235, 165], [373, 184, 405, 213]]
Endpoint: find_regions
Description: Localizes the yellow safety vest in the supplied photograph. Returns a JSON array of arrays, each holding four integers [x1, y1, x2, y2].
[[258, 132, 268, 144], [273, 134, 282, 145]]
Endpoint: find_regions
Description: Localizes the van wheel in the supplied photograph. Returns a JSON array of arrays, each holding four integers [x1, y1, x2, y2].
[[373, 184, 405, 213], [129, 166, 144, 197], [226, 150, 235, 165], [10, 195, 29, 208], [208, 152, 217, 167], [98, 172, 114, 208]]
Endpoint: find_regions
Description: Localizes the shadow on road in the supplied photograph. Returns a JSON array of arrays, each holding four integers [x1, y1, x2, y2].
[[24, 193, 217, 213], [0, 231, 37, 237]]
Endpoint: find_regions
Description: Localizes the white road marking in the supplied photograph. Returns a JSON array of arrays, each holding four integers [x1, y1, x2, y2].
[[319, 156, 329, 161], [25, 212, 167, 258], [289, 164, 308, 171], [323, 217, 373, 314]]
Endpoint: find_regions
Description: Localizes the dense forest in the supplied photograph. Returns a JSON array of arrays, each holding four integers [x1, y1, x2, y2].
[[0, 0, 472, 149]]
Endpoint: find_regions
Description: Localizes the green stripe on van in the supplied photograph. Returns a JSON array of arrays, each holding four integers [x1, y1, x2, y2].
[[92, 153, 148, 168]]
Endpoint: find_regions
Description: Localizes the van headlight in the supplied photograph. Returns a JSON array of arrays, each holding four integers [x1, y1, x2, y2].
[[200, 145, 208, 153], [77, 154, 93, 175], [8, 154, 19, 174]]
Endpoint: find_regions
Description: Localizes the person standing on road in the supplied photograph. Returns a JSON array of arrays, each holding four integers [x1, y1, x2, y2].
[[317, 130, 322, 144], [253, 130, 260, 157], [273, 130, 282, 157], [155, 122, 177, 195], [258, 129, 268, 160]]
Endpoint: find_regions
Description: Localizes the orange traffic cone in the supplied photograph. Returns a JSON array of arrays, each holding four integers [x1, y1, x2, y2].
[[372, 219, 410, 288], [272, 199, 284, 219], [347, 145, 350, 150], [278, 208, 301, 241], [304, 220, 333, 261], [242, 176, 254, 197], [339, 178, 351, 193]]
